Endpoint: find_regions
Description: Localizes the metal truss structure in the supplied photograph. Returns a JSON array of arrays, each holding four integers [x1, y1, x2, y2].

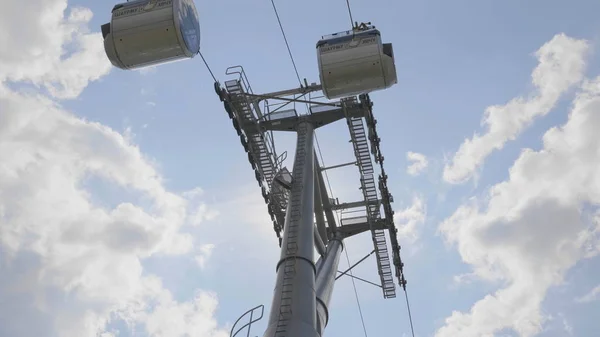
[[213, 66, 407, 337]]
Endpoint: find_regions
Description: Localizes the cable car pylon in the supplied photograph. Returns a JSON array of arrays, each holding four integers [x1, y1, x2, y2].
[[214, 24, 406, 336]]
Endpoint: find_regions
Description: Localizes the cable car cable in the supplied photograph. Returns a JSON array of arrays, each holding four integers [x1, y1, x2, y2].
[[270, 0, 302, 86], [199, 51, 218, 83], [345, 0, 355, 28], [404, 290, 416, 337], [315, 133, 370, 337], [343, 245, 369, 337]]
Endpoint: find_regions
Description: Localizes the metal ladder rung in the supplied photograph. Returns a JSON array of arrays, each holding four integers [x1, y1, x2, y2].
[[345, 114, 396, 299]]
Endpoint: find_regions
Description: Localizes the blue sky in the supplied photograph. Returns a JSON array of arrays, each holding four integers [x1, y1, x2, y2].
[[2, 0, 600, 337]]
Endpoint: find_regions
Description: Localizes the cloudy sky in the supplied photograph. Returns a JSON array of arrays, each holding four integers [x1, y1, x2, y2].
[[1, 0, 600, 336]]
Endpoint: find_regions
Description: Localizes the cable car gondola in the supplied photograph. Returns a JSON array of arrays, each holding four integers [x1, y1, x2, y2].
[[316, 23, 397, 99], [101, 0, 200, 70]]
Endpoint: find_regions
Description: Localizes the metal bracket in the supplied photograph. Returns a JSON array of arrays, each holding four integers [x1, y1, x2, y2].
[[336, 272, 382, 289], [334, 249, 382, 289], [335, 249, 375, 280], [244, 92, 338, 107]]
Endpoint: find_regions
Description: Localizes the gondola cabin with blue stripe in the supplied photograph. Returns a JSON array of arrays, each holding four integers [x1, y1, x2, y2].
[[101, 0, 201, 70], [317, 27, 397, 99]]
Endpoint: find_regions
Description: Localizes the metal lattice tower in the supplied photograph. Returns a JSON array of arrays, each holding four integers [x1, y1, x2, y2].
[[214, 66, 407, 337]]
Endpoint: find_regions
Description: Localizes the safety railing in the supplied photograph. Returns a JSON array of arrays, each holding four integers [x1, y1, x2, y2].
[[230, 304, 265, 337]]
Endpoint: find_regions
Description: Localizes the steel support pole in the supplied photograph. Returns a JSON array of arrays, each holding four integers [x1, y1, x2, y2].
[[314, 167, 329, 244], [314, 227, 326, 256], [315, 156, 338, 230], [315, 238, 344, 336], [263, 121, 319, 337]]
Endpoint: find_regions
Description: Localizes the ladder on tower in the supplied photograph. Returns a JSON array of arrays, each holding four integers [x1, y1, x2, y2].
[[224, 80, 277, 188], [344, 101, 396, 299], [222, 66, 288, 237], [274, 123, 308, 336]]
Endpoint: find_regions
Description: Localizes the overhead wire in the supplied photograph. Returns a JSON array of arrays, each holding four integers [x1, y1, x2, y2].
[[344, 246, 369, 337], [314, 133, 369, 337], [345, 0, 355, 28], [270, 0, 302, 86], [199, 51, 218, 83], [404, 290, 416, 337]]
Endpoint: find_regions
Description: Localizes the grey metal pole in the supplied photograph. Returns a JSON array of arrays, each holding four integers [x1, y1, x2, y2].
[[314, 227, 327, 256], [263, 121, 319, 337], [315, 238, 344, 336], [313, 167, 329, 245], [315, 156, 338, 230]]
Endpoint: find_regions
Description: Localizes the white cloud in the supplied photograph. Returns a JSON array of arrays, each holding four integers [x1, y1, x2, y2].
[[452, 273, 478, 286], [195, 244, 216, 270], [436, 74, 600, 337], [99, 333, 117, 337], [0, 0, 111, 99], [189, 204, 220, 226], [0, 84, 227, 337], [560, 313, 574, 336], [0, 1, 225, 336], [406, 152, 429, 176], [213, 184, 276, 239], [575, 284, 600, 303], [107, 277, 227, 337], [394, 196, 426, 243], [183, 187, 205, 199], [137, 66, 158, 76], [443, 33, 589, 184], [184, 188, 220, 226], [136, 283, 228, 337]]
